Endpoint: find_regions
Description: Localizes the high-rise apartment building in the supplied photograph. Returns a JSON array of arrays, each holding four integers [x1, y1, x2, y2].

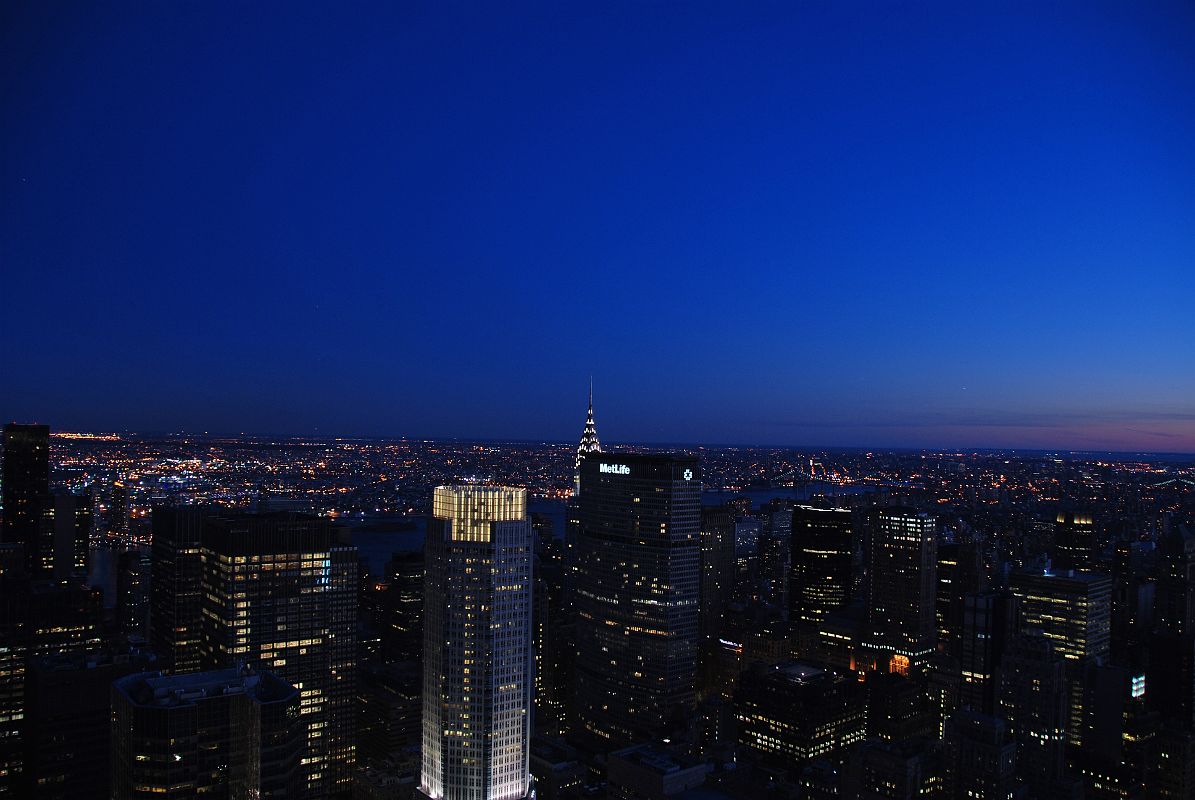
[[865, 508, 937, 672], [573, 453, 700, 747], [418, 485, 533, 800]]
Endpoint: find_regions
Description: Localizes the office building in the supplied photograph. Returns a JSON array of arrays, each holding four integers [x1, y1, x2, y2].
[[1009, 569, 1111, 662], [996, 633, 1073, 799], [935, 541, 987, 657], [959, 591, 1018, 715], [0, 578, 104, 796], [200, 513, 358, 797], [698, 506, 735, 645], [866, 508, 937, 671], [1053, 511, 1095, 572], [110, 667, 304, 800], [41, 492, 90, 579], [1009, 568, 1111, 747], [942, 710, 1020, 800], [2, 424, 50, 576], [606, 745, 710, 800], [418, 485, 533, 800], [757, 500, 792, 612], [789, 506, 853, 635], [735, 662, 866, 771], [149, 507, 207, 674], [116, 548, 151, 640], [573, 453, 700, 746], [109, 479, 131, 537], [846, 737, 943, 800]]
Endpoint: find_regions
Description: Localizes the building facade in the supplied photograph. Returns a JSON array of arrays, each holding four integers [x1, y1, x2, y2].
[[418, 485, 534, 800], [573, 453, 700, 747]]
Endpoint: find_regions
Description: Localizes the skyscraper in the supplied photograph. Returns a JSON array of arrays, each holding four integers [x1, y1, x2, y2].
[[573, 453, 700, 746], [418, 485, 533, 800], [573, 381, 601, 496], [698, 505, 735, 645], [958, 591, 1018, 716], [199, 513, 359, 798], [149, 508, 207, 674], [1053, 511, 1096, 572], [865, 508, 937, 672], [2, 423, 50, 576], [1008, 569, 1111, 663], [1008, 569, 1111, 748], [789, 506, 853, 635]]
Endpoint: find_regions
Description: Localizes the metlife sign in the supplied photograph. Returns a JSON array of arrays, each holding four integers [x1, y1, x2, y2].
[[599, 463, 630, 475]]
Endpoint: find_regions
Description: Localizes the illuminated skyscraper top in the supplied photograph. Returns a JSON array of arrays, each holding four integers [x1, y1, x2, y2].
[[574, 380, 601, 494]]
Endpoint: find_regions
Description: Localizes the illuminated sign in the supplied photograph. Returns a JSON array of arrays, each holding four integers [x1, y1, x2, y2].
[[599, 463, 630, 475], [683, 469, 693, 481], [1132, 674, 1145, 699]]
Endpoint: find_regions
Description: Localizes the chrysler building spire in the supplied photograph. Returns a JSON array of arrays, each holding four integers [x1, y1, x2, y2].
[[574, 378, 602, 494]]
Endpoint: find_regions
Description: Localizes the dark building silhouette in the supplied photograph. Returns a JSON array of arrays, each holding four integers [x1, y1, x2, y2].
[[865, 672, 936, 743], [789, 506, 853, 644], [116, 548, 151, 640], [357, 663, 421, 767], [111, 667, 304, 800], [846, 737, 942, 800], [997, 633, 1078, 799], [573, 453, 700, 747], [1053, 511, 1096, 572], [2, 423, 50, 576], [533, 522, 571, 735], [149, 508, 207, 674], [0, 578, 105, 796], [734, 662, 865, 773], [959, 591, 1019, 715], [108, 479, 130, 537], [699, 506, 735, 646], [935, 540, 987, 658], [757, 500, 792, 613], [941, 709, 1021, 800], [24, 648, 155, 800]]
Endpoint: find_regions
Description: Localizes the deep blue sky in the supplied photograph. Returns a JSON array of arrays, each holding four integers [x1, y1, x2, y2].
[[2, 2, 1193, 452]]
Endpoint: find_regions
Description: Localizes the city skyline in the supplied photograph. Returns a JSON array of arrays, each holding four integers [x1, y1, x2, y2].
[[3, 2, 1193, 453]]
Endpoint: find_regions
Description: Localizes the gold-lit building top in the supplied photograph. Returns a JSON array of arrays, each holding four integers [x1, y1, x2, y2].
[[432, 484, 527, 542]]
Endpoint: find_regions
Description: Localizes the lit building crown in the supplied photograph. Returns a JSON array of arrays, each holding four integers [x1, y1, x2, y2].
[[574, 379, 602, 493]]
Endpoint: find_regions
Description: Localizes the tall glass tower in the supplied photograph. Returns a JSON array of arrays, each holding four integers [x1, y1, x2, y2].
[[419, 485, 534, 800]]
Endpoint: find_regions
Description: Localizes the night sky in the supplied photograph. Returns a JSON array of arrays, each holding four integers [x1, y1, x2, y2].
[[2, 2, 1193, 452]]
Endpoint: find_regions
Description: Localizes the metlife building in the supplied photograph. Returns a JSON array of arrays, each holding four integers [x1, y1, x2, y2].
[[572, 453, 701, 748]]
